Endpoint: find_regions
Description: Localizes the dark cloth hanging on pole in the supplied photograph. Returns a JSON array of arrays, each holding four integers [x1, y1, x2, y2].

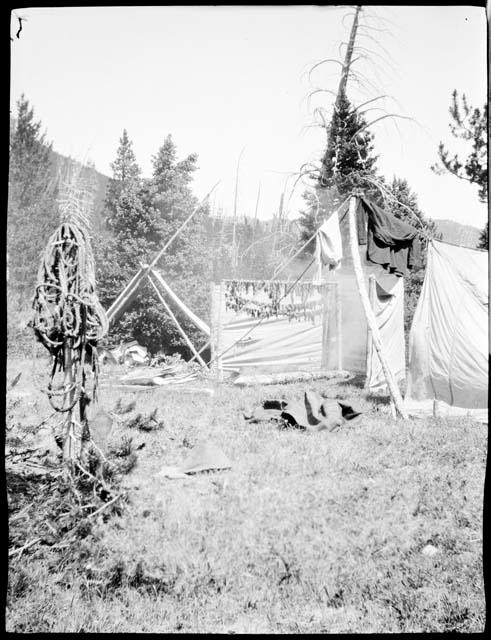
[[356, 197, 420, 277]]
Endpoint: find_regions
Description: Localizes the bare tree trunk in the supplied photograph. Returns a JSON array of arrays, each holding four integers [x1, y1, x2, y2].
[[319, 4, 362, 187], [231, 148, 245, 274]]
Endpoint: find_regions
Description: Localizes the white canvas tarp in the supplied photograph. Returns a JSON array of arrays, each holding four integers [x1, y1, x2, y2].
[[220, 265, 407, 378], [221, 287, 325, 371], [405, 240, 488, 410], [366, 275, 405, 391]]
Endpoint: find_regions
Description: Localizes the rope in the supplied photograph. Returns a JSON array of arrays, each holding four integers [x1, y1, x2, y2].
[[32, 219, 108, 412]]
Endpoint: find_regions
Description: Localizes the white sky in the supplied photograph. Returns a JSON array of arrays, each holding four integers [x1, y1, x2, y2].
[[10, 5, 488, 228]]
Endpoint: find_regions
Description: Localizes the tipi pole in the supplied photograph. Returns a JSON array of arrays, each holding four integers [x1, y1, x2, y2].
[[150, 269, 210, 336], [188, 338, 211, 363], [147, 273, 208, 369], [149, 182, 220, 270], [106, 266, 150, 325], [348, 195, 408, 419], [106, 184, 218, 326]]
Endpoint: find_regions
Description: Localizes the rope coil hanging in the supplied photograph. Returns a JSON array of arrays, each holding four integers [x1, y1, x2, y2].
[[32, 164, 108, 467], [33, 220, 108, 411]]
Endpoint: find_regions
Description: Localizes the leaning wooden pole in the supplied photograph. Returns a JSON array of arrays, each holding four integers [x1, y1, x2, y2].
[[149, 182, 220, 270], [148, 273, 208, 369], [105, 183, 219, 327], [348, 195, 408, 419], [150, 269, 210, 336]]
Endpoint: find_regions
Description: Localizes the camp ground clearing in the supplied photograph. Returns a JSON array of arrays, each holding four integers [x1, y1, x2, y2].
[[6, 351, 487, 633], [7, 5, 487, 635], [6, 191, 487, 633]]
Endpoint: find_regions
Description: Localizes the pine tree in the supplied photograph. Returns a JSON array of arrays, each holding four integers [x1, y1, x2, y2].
[[477, 221, 488, 250], [144, 135, 211, 354], [96, 133, 212, 356], [95, 130, 161, 344], [104, 129, 142, 221], [299, 94, 379, 249], [432, 90, 488, 204], [319, 94, 378, 194], [8, 95, 59, 305], [111, 129, 141, 185]]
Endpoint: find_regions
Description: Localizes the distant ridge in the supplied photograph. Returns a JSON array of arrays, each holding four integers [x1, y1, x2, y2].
[[432, 219, 483, 249]]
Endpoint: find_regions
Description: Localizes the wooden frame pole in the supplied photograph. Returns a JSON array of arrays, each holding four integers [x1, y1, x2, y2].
[[364, 274, 376, 389], [336, 281, 343, 370], [348, 195, 408, 419], [326, 280, 339, 370], [209, 282, 224, 381], [216, 281, 225, 380], [321, 283, 330, 370]]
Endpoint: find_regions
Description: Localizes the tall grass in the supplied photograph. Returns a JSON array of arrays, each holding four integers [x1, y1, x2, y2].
[[6, 360, 486, 632]]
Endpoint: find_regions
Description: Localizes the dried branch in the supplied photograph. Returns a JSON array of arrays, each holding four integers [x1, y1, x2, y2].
[[308, 58, 344, 82], [352, 95, 391, 113], [9, 537, 41, 557], [350, 113, 415, 141], [86, 492, 125, 520]]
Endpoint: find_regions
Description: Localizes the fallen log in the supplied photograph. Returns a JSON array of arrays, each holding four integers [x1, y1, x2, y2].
[[233, 370, 352, 387], [101, 384, 214, 395]]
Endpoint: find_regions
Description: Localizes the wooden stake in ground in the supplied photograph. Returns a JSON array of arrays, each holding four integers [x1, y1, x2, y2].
[[62, 339, 76, 464], [347, 195, 408, 419]]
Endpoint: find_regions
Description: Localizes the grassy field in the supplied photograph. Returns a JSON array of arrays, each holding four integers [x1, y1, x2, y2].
[[6, 355, 487, 633]]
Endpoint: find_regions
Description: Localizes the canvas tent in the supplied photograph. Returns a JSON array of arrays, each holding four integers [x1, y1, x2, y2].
[[103, 192, 418, 416], [208, 193, 415, 402], [405, 239, 488, 420], [216, 262, 406, 387]]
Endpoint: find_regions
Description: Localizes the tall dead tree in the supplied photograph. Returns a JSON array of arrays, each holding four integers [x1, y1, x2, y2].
[[231, 146, 245, 274], [319, 4, 362, 188]]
